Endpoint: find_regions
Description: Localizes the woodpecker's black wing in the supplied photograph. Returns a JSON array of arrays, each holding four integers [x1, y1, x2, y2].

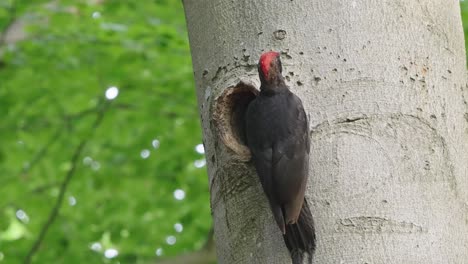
[[245, 90, 309, 232], [271, 93, 310, 225]]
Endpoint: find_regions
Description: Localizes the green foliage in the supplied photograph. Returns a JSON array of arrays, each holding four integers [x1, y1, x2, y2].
[[461, 1, 468, 58], [0, 1, 211, 263]]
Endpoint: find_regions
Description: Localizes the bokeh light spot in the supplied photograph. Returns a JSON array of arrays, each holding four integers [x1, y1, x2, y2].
[[195, 144, 205, 154], [155, 248, 163, 256], [91, 161, 101, 171], [90, 242, 102, 252], [140, 149, 150, 159], [92, 11, 101, 19], [68, 196, 77, 206], [83, 156, 93, 166], [174, 223, 183, 233], [104, 248, 119, 259], [16, 209, 29, 223], [166, 236, 176, 245], [173, 189, 185, 200], [105, 86, 119, 100], [152, 139, 160, 149], [194, 159, 206, 168]]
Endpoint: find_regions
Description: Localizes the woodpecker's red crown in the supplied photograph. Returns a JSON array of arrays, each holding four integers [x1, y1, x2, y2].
[[259, 51, 280, 79]]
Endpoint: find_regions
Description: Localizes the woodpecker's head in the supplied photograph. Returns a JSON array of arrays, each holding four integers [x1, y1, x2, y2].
[[258, 51, 283, 86]]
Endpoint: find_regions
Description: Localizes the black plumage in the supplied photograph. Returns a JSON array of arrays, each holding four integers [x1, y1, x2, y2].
[[245, 51, 316, 263]]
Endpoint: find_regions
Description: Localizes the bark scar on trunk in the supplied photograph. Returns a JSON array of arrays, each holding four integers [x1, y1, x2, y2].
[[335, 216, 427, 234]]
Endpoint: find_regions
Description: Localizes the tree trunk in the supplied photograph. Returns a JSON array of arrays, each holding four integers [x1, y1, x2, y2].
[[183, 0, 468, 263]]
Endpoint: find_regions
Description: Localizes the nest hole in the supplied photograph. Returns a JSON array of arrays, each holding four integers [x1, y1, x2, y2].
[[213, 81, 258, 161]]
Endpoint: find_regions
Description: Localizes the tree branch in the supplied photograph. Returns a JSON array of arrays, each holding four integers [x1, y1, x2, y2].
[[23, 101, 109, 264], [0, 102, 133, 189], [29, 181, 61, 194]]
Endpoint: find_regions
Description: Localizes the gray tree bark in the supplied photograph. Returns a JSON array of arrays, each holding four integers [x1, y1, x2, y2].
[[183, 0, 468, 263]]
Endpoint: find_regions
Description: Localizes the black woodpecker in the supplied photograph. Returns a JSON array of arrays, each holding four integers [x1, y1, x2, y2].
[[245, 51, 316, 264]]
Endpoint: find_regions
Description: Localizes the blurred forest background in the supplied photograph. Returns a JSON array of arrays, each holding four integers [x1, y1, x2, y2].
[[1, 1, 468, 263]]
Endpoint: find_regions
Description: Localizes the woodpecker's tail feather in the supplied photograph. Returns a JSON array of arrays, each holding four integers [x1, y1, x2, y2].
[[283, 199, 316, 264]]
